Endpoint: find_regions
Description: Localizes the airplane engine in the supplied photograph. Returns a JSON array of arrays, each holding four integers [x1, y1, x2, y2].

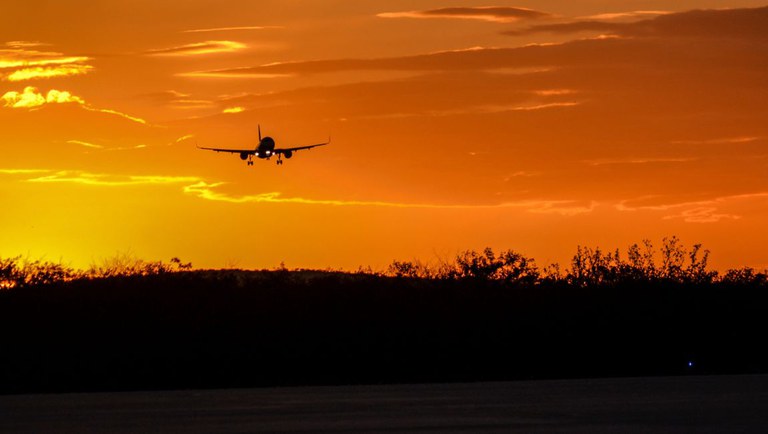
[[239, 152, 248, 160], [284, 150, 293, 159]]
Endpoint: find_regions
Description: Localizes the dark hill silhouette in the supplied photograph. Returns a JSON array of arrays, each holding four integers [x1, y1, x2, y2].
[[1, 239, 767, 394]]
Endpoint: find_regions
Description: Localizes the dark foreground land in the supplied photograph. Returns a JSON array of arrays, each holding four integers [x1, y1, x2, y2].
[[1, 267, 768, 393], [2, 375, 768, 433]]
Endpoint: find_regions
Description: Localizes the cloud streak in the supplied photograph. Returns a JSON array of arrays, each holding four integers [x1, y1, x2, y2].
[[2, 86, 84, 107], [0, 44, 92, 82], [145, 40, 246, 56], [378, 7, 551, 23], [182, 26, 281, 33], [6, 64, 93, 81], [2, 86, 147, 124], [0, 168, 594, 215], [617, 192, 768, 223], [25, 171, 199, 187], [508, 6, 768, 37], [66, 140, 103, 149]]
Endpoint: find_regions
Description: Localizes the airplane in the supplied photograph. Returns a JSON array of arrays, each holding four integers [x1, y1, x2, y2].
[[197, 125, 330, 165]]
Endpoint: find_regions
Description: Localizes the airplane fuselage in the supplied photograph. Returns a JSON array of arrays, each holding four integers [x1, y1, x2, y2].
[[257, 136, 276, 159], [239, 136, 276, 161]]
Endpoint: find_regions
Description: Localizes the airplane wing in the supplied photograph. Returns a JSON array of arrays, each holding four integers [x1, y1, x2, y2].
[[274, 140, 330, 154], [197, 145, 255, 154]]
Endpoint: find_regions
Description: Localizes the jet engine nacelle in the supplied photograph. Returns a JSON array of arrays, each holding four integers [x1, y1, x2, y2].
[[239, 152, 249, 160], [284, 150, 293, 159]]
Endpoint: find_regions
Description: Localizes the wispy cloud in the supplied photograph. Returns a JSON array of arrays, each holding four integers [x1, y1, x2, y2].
[[4, 41, 50, 48], [580, 11, 671, 21], [0, 44, 92, 82], [617, 192, 768, 223], [2, 86, 147, 125], [354, 101, 580, 120], [671, 136, 762, 145], [222, 106, 245, 114], [25, 171, 199, 187], [0, 168, 49, 175], [6, 64, 92, 81], [84, 107, 147, 125], [378, 7, 552, 23], [585, 157, 697, 166], [141, 90, 216, 110], [2, 86, 83, 108], [1, 168, 596, 216], [177, 71, 292, 79], [145, 40, 246, 56], [66, 140, 103, 149], [183, 181, 595, 215], [509, 6, 768, 37], [662, 207, 741, 223], [182, 26, 282, 33]]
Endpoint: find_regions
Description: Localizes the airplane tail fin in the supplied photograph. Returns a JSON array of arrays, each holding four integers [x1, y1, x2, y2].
[[258, 124, 262, 142]]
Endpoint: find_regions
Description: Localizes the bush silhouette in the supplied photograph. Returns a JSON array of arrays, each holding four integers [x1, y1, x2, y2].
[[1, 238, 767, 393]]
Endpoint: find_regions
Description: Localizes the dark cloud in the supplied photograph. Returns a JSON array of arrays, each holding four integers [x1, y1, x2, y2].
[[181, 6, 768, 79], [177, 6, 768, 206], [507, 6, 768, 38]]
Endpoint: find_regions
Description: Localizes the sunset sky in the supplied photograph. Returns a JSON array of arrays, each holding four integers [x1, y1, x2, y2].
[[1, 1, 767, 271]]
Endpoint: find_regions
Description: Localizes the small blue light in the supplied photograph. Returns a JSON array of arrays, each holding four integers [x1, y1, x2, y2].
[[687, 361, 694, 368]]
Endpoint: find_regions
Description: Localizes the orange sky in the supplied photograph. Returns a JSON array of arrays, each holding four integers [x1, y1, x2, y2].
[[1, 1, 767, 271]]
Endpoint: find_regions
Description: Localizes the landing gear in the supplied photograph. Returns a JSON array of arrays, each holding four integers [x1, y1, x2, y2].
[[276, 156, 284, 165], [247, 161, 254, 166]]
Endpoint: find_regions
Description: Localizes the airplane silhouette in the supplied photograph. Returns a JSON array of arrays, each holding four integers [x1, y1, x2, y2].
[[198, 125, 330, 165]]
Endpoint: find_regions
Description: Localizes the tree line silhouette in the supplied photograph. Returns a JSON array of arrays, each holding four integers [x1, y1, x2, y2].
[[1, 238, 766, 393], [2, 237, 765, 290]]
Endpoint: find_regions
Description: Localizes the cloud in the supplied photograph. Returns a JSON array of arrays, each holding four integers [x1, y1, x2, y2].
[[66, 140, 103, 149], [0, 44, 92, 82], [662, 207, 741, 223], [617, 192, 768, 223], [585, 157, 697, 166], [4, 41, 50, 48], [509, 6, 768, 38], [182, 26, 281, 33], [0, 168, 592, 215], [145, 40, 246, 56], [182, 181, 595, 215], [7, 64, 93, 81], [2, 86, 147, 124], [1, 86, 84, 108], [378, 7, 551, 23], [141, 90, 216, 109], [580, 11, 671, 21], [671, 136, 762, 145], [222, 106, 245, 114], [177, 71, 292, 79], [0, 168, 49, 174], [25, 171, 199, 187], [84, 107, 147, 125]]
